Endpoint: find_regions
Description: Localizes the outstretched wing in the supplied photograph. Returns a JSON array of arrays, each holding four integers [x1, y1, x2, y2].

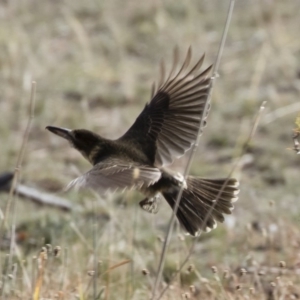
[[66, 158, 162, 194], [119, 47, 213, 167]]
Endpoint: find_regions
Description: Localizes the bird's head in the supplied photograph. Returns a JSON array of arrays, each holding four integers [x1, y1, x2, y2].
[[46, 126, 105, 164]]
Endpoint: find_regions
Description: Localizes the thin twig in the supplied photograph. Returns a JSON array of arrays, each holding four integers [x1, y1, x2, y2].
[[0, 81, 36, 299], [3, 82, 36, 226], [0, 181, 78, 211], [151, 1, 236, 299], [69, 222, 93, 252], [157, 100, 266, 300], [292, 130, 300, 154], [263, 102, 300, 125], [93, 205, 98, 299]]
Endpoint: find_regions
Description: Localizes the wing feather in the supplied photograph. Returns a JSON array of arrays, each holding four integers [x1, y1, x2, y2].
[[119, 48, 213, 167], [67, 158, 162, 194]]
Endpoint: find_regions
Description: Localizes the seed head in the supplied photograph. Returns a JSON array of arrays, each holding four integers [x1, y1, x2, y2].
[[46, 244, 52, 254], [187, 264, 195, 273], [223, 269, 229, 279], [240, 268, 247, 276], [142, 269, 149, 275], [279, 261, 286, 268], [182, 292, 190, 299], [54, 246, 61, 257]]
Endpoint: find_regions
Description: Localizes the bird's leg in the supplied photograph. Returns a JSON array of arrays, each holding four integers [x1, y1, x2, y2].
[[139, 194, 161, 214]]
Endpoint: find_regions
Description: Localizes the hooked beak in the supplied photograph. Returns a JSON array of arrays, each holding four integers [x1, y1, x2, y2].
[[46, 126, 72, 140]]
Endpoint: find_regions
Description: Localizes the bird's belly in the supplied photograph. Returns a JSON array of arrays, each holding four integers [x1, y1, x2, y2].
[[142, 170, 186, 197]]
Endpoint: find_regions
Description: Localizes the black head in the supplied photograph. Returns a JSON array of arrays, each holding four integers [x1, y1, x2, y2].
[[46, 126, 105, 164]]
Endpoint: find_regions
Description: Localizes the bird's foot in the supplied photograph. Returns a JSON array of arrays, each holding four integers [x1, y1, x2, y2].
[[139, 194, 160, 214]]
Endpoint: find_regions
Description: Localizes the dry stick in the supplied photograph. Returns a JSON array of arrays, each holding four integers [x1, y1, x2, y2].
[[108, 207, 154, 288], [0, 82, 36, 299], [157, 101, 267, 300], [33, 249, 47, 300], [13, 184, 76, 211], [92, 209, 98, 299], [1, 82, 36, 229], [150, 1, 236, 299], [263, 102, 300, 125], [69, 222, 93, 252], [129, 204, 138, 299], [292, 131, 300, 154], [0, 172, 78, 211]]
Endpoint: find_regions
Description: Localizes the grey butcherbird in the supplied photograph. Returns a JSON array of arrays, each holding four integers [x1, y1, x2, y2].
[[46, 48, 239, 236]]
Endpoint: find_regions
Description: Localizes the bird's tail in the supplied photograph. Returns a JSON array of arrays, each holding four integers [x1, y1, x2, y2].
[[162, 176, 239, 236]]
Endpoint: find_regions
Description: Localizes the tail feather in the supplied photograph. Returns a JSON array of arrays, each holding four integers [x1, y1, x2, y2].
[[162, 176, 239, 236]]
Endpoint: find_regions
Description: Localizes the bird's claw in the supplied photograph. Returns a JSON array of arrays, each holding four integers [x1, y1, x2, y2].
[[139, 194, 160, 214]]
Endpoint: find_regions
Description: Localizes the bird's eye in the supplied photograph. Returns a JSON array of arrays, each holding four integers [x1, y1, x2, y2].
[[72, 131, 81, 140]]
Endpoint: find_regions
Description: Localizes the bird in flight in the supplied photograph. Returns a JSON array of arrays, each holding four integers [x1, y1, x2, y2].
[[46, 47, 239, 236]]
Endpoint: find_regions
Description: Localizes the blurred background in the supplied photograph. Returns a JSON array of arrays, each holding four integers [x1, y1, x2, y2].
[[0, 0, 300, 298]]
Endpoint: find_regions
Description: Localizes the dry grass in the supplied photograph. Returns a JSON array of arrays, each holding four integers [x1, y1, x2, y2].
[[0, 0, 300, 299]]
